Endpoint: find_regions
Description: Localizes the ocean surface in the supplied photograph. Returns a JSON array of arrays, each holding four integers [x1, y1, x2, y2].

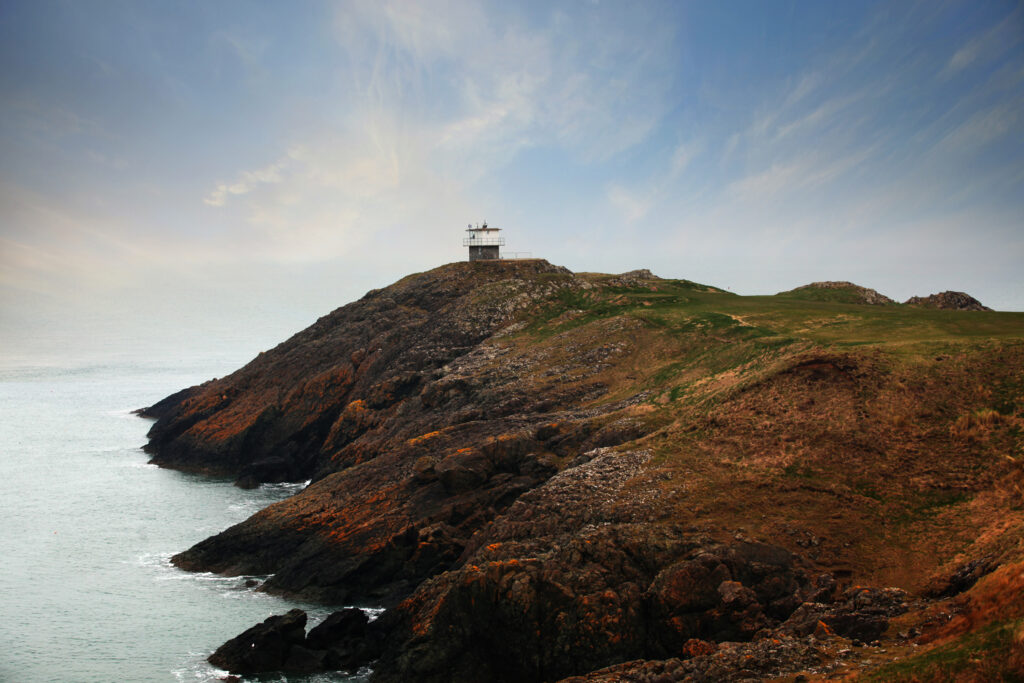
[[0, 353, 371, 683]]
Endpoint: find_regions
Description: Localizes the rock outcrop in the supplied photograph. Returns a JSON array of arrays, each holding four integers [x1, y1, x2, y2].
[[208, 609, 311, 675], [208, 607, 381, 676], [142, 259, 577, 486], [150, 260, 658, 606], [779, 281, 895, 305], [371, 531, 812, 682], [904, 291, 991, 311]]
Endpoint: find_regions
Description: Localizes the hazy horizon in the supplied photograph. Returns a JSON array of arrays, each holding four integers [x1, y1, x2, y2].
[[2, 1, 1022, 365]]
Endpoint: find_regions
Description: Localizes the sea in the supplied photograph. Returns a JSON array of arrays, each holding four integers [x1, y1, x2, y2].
[[0, 347, 373, 683]]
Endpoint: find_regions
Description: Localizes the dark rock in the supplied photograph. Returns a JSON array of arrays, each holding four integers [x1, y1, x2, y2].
[[778, 586, 908, 643], [306, 608, 368, 650], [208, 608, 308, 675], [435, 448, 494, 493], [283, 644, 327, 673], [234, 475, 260, 490], [925, 555, 998, 598], [646, 541, 802, 654], [237, 456, 294, 485], [370, 526, 811, 682], [557, 635, 831, 682], [801, 572, 837, 604], [820, 611, 889, 642], [411, 455, 438, 482], [307, 608, 385, 672], [136, 384, 204, 419], [904, 291, 991, 311]]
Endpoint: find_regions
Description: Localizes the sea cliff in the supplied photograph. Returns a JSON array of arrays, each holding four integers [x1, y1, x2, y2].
[[143, 261, 1024, 681]]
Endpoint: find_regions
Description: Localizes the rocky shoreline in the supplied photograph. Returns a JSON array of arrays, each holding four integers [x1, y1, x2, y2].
[[141, 261, 1024, 681]]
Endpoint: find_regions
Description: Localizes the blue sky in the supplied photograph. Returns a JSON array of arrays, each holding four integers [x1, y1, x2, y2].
[[1, 0, 1022, 362]]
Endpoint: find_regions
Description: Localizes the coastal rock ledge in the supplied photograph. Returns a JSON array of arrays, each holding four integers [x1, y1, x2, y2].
[[209, 607, 379, 676]]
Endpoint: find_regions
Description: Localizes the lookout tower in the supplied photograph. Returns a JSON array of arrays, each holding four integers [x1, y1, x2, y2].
[[463, 221, 504, 262]]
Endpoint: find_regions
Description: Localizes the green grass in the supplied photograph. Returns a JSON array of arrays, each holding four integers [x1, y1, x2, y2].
[[523, 273, 1024, 350], [783, 463, 819, 481], [514, 275, 1024, 412], [866, 618, 1024, 682], [892, 490, 972, 526]]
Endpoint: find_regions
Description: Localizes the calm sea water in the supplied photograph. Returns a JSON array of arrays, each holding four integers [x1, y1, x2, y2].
[[0, 356, 370, 683]]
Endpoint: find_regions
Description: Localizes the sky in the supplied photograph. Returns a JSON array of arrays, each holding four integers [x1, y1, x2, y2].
[[1, 0, 1022, 364]]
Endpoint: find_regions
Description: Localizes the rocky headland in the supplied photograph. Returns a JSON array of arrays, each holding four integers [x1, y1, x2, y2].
[[141, 261, 1024, 681]]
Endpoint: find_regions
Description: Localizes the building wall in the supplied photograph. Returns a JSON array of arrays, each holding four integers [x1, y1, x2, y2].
[[468, 245, 500, 261]]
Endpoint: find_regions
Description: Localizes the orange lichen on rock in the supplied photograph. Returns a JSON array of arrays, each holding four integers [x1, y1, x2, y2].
[[681, 638, 718, 658], [186, 402, 260, 443], [406, 429, 444, 446]]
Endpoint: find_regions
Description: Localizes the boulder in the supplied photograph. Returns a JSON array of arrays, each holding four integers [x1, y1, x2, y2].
[[778, 586, 908, 642], [925, 555, 998, 598], [208, 608, 308, 675], [306, 607, 369, 650], [646, 541, 803, 653], [435, 448, 494, 493], [282, 644, 327, 673]]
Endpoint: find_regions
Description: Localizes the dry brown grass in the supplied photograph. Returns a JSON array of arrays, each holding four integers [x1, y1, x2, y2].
[[950, 408, 1007, 440]]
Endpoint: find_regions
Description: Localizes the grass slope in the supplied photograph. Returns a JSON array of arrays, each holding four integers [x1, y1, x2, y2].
[[493, 272, 1024, 678]]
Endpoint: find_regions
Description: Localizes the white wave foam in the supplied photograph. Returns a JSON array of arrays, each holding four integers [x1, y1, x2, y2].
[[172, 654, 233, 683], [132, 552, 272, 592], [173, 653, 372, 682], [119, 458, 158, 470], [106, 408, 143, 419], [260, 480, 310, 495]]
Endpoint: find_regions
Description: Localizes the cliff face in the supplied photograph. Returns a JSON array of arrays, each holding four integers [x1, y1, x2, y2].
[[143, 259, 577, 486], [142, 262, 1024, 681], [148, 260, 660, 603]]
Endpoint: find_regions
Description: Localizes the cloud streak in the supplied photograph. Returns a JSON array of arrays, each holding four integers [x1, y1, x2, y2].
[[204, 157, 291, 206]]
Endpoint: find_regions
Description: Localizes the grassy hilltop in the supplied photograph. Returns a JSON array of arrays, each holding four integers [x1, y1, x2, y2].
[[499, 271, 1024, 680]]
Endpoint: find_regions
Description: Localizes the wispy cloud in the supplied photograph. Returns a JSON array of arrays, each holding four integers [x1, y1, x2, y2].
[[194, 0, 682, 261], [204, 157, 291, 206], [941, 6, 1023, 77], [932, 102, 1020, 154], [727, 144, 878, 201]]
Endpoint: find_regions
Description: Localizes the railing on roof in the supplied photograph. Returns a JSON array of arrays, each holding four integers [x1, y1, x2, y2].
[[462, 237, 505, 246]]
